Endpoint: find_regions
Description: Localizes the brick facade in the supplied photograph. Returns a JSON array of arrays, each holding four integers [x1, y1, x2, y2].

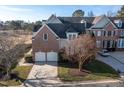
[[32, 25, 59, 60]]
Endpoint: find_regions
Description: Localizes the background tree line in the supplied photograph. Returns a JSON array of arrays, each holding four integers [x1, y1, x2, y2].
[[0, 20, 42, 31], [72, 6, 124, 17]]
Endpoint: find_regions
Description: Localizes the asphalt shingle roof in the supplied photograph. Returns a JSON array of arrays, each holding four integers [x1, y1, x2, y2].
[[58, 17, 95, 23], [47, 23, 86, 38], [33, 15, 124, 38], [47, 23, 67, 38]]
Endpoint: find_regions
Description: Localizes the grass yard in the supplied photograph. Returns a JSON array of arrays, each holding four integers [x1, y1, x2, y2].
[[0, 66, 32, 87], [58, 60, 119, 81]]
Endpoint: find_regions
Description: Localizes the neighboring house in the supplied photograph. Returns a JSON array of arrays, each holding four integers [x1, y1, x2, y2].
[[32, 14, 124, 62], [89, 15, 124, 51]]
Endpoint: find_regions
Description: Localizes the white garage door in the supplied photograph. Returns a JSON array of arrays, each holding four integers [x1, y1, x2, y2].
[[47, 52, 58, 61], [35, 52, 58, 62], [35, 52, 45, 62]]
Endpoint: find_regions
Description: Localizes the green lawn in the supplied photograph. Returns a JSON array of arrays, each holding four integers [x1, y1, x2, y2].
[[0, 66, 32, 87], [58, 60, 119, 81]]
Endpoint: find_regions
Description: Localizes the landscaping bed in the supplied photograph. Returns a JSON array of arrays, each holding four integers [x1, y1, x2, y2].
[[58, 60, 119, 81], [0, 65, 32, 87]]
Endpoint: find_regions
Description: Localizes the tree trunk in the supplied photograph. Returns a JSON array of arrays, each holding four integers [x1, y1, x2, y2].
[[4, 70, 11, 80], [79, 60, 82, 72]]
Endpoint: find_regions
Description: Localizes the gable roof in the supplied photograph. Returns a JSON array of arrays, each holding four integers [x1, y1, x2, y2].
[[92, 15, 103, 24], [46, 14, 62, 24], [33, 24, 59, 38], [33, 15, 124, 39], [91, 15, 117, 29]]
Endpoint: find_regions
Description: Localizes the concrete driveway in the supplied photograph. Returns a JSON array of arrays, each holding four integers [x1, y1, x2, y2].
[[27, 62, 58, 79], [96, 52, 124, 77], [109, 52, 124, 64], [23, 61, 61, 87]]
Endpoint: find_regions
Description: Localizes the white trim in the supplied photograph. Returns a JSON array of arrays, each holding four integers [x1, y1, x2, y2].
[[43, 33, 48, 41], [114, 19, 122, 28], [90, 15, 117, 29], [117, 39, 124, 48], [33, 24, 60, 39], [46, 15, 63, 24], [97, 31, 101, 36], [96, 40, 101, 48], [105, 17, 117, 29], [66, 32, 78, 40]]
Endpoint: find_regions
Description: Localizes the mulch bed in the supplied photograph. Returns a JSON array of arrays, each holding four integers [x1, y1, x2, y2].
[[69, 68, 91, 76]]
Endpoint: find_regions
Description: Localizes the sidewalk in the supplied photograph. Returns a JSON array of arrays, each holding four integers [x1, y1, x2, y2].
[[22, 78, 124, 87], [18, 49, 33, 66]]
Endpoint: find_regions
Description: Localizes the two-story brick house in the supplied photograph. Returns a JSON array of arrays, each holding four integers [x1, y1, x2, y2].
[[32, 14, 124, 62], [88, 15, 124, 51]]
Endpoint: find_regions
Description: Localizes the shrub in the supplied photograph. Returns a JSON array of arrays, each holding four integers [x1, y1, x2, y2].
[[58, 49, 69, 63], [68, 54, 78, 64], [11, 71, 19, 79], [24, 54, 33, 63], [25, 44, 32, 50]]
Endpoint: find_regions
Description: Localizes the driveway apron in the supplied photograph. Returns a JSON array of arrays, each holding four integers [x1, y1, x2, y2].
[[24, 61, 61, 87]]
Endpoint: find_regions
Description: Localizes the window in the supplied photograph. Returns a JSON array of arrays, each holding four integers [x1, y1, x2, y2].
[[97, 31, 101, 36], [103, 41, 105, 48], [118, 21, 122, 28], [105, 31, 108, 37], [103, 40, 107, 48], [120, 31, 124, 37], [68, 34, 72, 40], [117, 39, 120, 48], [104, 31, 106, 36], [108, 31, 111, 36], [122, 39, 124, 48], [117, 39, 124, 48], [113, 31, 115, 36], [96, 41, 101, 48], [107, 40, 111, 48], [43, 33, 48, 41], [73, 34, 76, 39], [67, 33, 78, 40]]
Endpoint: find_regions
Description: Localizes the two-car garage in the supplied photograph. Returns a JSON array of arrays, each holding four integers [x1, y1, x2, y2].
[[35, 52, 58, 62]]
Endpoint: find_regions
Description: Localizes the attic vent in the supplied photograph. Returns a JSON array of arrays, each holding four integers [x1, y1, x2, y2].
[[114, 19, 122, 28]]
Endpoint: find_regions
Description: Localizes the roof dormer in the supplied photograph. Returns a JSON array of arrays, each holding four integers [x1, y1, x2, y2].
[[114, 19, 122, 28]]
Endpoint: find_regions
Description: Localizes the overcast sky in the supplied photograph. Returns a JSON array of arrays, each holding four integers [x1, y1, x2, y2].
[[0, 5, 122, 22]]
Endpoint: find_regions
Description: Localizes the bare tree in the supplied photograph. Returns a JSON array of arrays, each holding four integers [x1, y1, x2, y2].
[[65, 34, 96, 71], [0, 34, 26, 80], [107, 10, 117, 17], [88, 11, 94, 17]]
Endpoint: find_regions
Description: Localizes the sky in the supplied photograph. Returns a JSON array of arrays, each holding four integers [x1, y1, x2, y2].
[[0, 5, 122, 22]]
